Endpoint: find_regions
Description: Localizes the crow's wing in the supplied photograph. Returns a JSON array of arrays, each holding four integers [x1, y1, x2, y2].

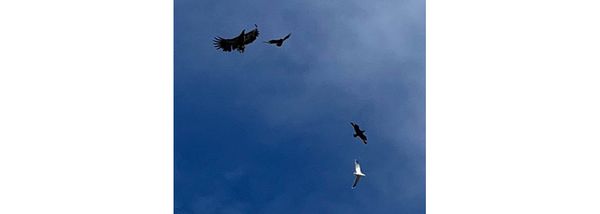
[[359, 135, 367, 144], [353, 126, 362, 134], [283, 33, 291, 40]]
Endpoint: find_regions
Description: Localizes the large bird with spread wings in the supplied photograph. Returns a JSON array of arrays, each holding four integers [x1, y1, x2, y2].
[[350, 122, 368, 144], [352, 160, 366, 189], [265, 33, 291, 47], [213, 25, 260, 53]]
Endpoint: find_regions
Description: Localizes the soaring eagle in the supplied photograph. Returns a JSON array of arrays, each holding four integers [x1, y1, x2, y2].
[[213, 25, 259, 53], [265, 33, 291, 47]]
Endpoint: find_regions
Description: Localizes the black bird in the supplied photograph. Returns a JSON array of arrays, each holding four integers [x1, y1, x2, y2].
[[350, 122, 367, 144], [265, 33, 291, 47], [213, 25, 260, 53]]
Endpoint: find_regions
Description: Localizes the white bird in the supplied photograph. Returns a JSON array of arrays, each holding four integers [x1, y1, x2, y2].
[[352, 159, 366, 189]]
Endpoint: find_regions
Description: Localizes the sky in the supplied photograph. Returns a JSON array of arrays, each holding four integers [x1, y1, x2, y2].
[[174, 0, 425, 213]]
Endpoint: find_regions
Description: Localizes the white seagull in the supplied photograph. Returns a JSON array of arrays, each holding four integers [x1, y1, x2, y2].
[[352, 159, 366, 189]]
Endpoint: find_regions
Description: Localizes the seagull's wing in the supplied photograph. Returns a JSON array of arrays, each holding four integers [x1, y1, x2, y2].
[[283, 33, 291, 40], [352, 175, 362, 189], [355, 160, 362, 174]]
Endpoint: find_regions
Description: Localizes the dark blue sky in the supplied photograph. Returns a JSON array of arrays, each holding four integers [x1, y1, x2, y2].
[[175, 0, 424, 213]]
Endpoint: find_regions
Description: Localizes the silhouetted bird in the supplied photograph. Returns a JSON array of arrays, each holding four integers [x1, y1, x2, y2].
[[350, 122, 368, 144], [213, 25, 260, 53], [265, 33, 291, 47]]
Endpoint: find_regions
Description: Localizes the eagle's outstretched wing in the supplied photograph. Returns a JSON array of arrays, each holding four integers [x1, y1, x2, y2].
[[214, 25, 259, 53], [243, 25, 259, 45], [213, 30, 245, 52]]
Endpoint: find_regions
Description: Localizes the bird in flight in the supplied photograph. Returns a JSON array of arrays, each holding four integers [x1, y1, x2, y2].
[[213, 25, 260, 53], [350, 121, 368, 144], [265, 33, 291, 47], [352, 159, 366, 189]]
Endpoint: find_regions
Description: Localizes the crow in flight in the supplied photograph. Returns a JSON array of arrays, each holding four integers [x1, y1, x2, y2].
[[350, 122, 368, 144], [265, 33, 291, 47]]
